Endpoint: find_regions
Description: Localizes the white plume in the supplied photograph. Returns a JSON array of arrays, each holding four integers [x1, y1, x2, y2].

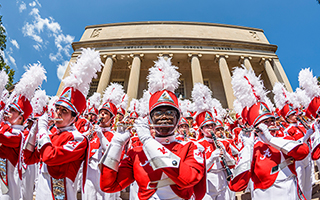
[[212, 98, 226, 120], [62, 48, 103, 97], [298, 68, 320, 100], [179, 99, 190, 118], [88, 92, 101, 109], [295, 88, 311, 108], [0, 70, 8, 98], [147, 57, 180, 94], [273, 82, 299, 109], [119, 94, 128, 111], [0, 90, 9, 104], [14, 62, 47, 100], [192, 83, 213, 115], [31, 89, 49, 116], [48, 96, 59, 113], [231, 66, 268, 108], [138, 90, 150, 117], [128, 98, 139, 113], [233, 99, 243, 115], [102, 83, 124, 106]]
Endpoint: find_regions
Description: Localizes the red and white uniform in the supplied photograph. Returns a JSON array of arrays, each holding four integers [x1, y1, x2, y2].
[[198, 137, 235, 199], [75, 116, 92, 134], [229, 134, 309, 200], [24, 125, 88, 200], [21, 128, 37, 200], [0, 122, 23, 200], [83, 127, 120, 200], [284, 123, 312, 200], [100, 135, 206, 200]]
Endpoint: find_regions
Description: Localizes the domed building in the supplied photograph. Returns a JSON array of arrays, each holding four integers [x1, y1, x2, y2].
[[57, 21, 292, 108]]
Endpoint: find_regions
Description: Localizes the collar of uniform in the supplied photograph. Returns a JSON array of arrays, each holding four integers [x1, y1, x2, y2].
[[155, 135, 176, 144], [57, 125, 76, 134], [11, 124, 24, 131], [101, 127, 111, 132]]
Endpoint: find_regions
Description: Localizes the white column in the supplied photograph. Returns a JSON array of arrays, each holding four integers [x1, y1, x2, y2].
[[189, 54, 204, 85], [272, 58, 293, 92], [217, 55, 236, 109], [126, 54, 142, 106], [243, 56, 253, 70], [262, 58, 279, 87], [96, 55, 115, 94]]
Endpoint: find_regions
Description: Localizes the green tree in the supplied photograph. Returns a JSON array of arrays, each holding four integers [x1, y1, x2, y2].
[[0, 10, 15, 89], [318, 76, 320, 84]]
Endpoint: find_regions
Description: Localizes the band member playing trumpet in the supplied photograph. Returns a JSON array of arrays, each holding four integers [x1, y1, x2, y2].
[[99, 57, 206, 200]]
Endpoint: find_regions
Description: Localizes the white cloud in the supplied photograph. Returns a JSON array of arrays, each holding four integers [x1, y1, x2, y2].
[[57, 60, 69, 80], [33, 44, 42, 51], [19, 2, 27, 12], [29, 0, 41, 7], [8, 55, 16, 67], [10, 39, 20, 49], [22, 7, 74, 60], [1, 48, 17, 69]]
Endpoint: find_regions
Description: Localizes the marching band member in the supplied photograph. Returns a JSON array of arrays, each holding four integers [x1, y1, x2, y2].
[[99, 57, 206, 200], [192, 83, 235, 200], [23, 48, 102, 200], [229, 66, 309, 200], [273, 81, 313, 200], [175, 117, 190, 141], [83, 83, 124, 200], [0, 63, 46, 199], [21, 89, 48, 200], [87, 92, 101, 125]]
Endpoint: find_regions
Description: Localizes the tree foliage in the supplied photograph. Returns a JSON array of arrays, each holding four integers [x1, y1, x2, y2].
[[0, 12, 15, 89]]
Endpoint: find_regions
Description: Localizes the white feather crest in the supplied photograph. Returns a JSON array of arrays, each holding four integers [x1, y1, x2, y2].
[[0, 90, 9, 104], [102, 83, 124, 106], [138, 90, 150, 117], [48, 96, 59, 113], [179, 99, 190, 118], [233, 99, 243, 115], [14, 62, 47, 100], [295, 88, 311, 108], [192, 83, 213, 115], [147, 57, 180, 94], [263, 97, 275, 112], [272, 82, 289, 109], [272, 82, 299, 109], [212, 98, 226, 120], [0, 70, 8, 97], [128, 98, 139, 113], [88, 92, 101, 109], [119, 94, 128, 110], [31, 89, 49, 115], [231, 66, 268, 108], [298, 68, 320, 100], [62, 48, 103, 97]]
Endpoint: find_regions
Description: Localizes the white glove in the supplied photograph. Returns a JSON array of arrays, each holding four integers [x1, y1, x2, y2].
[[23, 122, 38, 151], [37, 113, 51, 149], [38, 113, 49, 133], [241, 130, 255, 147], [111, 128, 130, 147], [134, 117, 152, 144], [95, 125, 109, 151], [257, 123, 273, 143]]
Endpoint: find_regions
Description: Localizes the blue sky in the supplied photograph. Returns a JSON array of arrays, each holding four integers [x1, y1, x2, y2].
[[1, 0, 320, 96]]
